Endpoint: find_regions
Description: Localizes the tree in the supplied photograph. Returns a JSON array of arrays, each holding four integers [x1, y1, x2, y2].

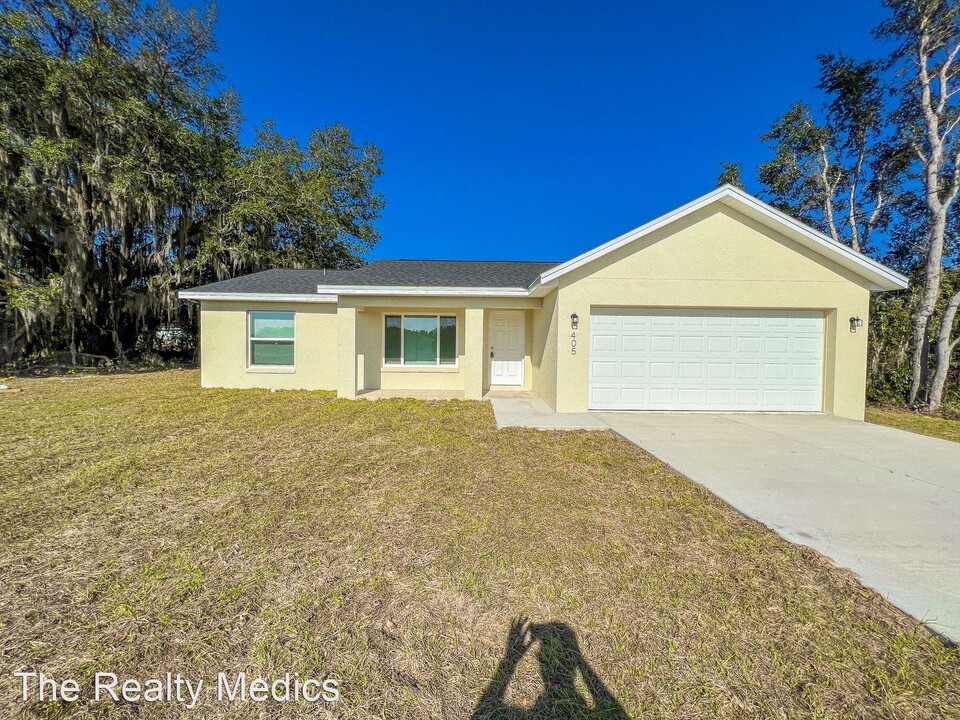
[[0, 0, 384, 364], [877, 0, 960, 411], [716, 162, 745, 189], [0, 0, 236, 360], [202, 122, 384, 278], [758, 55, 896, 253]]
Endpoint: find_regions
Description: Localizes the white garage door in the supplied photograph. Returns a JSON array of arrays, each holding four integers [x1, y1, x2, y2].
[[589, 308, 824, 411]]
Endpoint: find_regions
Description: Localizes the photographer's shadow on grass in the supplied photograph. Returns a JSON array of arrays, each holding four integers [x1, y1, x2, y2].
[[472, 618, 629, 719]]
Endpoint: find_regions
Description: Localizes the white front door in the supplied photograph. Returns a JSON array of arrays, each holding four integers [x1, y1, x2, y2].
[[489, 312, 524, 386]]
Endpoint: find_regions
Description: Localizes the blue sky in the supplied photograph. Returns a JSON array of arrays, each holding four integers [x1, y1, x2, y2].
[[210, 0, 889, 262]]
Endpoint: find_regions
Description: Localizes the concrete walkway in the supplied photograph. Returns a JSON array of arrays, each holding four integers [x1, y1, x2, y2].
[[489, 393, 607, 430], [596, 412, 960, 643]]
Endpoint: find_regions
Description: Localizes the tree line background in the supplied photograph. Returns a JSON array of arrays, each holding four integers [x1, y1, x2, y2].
[[2, 0, 959, 413], [0, 0, 384, 368]]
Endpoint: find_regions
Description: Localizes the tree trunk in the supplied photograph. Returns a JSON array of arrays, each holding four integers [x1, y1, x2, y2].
[[907, 212, 946, 404], [69, 314, 77, 366], [907, 26, 953, 406], [928, 288, 960, 411]]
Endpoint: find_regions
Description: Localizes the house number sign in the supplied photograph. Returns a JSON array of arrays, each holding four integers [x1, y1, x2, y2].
[[570, 312, 580, 355]]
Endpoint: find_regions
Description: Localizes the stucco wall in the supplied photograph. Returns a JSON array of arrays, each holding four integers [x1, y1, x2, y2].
[[364, 307, 467, 392], [356, 309, 381, 391], [334, 296, 542, 398], [199, 300, 338, 390], [552, 205, 872, 419], [531, 290, 558, 408]]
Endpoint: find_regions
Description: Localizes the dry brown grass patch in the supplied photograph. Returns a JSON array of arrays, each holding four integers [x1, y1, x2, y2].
[[866, 406, 960, 443], [1, 371, 958, 718]]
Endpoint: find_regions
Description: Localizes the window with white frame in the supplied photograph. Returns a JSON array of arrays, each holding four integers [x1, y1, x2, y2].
[[249, 311, 295, 366], [384, 314, 457, 366]]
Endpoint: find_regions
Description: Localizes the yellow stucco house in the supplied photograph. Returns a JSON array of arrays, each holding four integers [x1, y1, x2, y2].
[[179, 186, 908, 420]]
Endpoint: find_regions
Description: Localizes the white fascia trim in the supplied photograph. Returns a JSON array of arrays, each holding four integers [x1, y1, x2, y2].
[[537, 185, 909, 291], [721, 187, 909, 290], [316, 284, 530, 297], [526, 277, 558, 295], [178, 291, 338, 303]]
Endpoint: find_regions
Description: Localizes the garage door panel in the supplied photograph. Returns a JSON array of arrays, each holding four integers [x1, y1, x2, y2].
[[622, 314, 650, 327], [621, 388, 648, 405], [621, 361, 647, 378], [706, 388, 733, 405], [678, 362, 703, 379], [793, 316, 823, 329], [591, 313, 619, 327], [677, 388, 704, 405], [792, 362, 820, 380], [648, 388, 675, 405], [763, 389, 789, 406], [791, 388, 819, 406], [735, 362, 760, 379], [707, 362, 731, 379], [592, 334, 617, 352], [735, 388, 761, 406], [792, 336, 822, 354], [590, 387, 618, 407], [591, 360, 617, 379], [621, 335, 647, 352], [678, 336, 704, 352], [649, 362, 675, 379], [589, 309, 824, 411], [764, 363, 788, 380], [708, 336, 733, 352], [650, 335, 675, 352], [764, 336, 790, 353]]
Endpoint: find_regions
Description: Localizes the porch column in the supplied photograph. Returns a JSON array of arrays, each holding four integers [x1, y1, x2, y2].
[[464, 307, 484, 400], [337, 305, 357, 399]]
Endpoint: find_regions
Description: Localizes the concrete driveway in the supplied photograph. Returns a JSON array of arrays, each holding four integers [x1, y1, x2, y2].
[[595, 412, 960, 642]]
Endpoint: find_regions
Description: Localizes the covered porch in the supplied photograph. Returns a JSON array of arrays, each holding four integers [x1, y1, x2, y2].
[[336, 296, 545, 400]]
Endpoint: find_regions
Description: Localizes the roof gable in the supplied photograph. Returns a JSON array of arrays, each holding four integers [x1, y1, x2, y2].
[[180, 187, 908, 302], [536, 186, 908, 292]]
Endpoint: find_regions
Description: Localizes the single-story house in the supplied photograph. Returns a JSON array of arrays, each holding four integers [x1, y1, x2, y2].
[[179, 185, 908, 420]]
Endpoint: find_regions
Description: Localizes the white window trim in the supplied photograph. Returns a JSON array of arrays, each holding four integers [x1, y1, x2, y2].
[[248, 311, 296, 372], [382, 312, 459, 369]]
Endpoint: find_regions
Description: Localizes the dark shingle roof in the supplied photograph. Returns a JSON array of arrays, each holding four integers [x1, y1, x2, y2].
[[321, 260, 559, 287], [182, 268, 353, 295], [184, 260, 559, 295]]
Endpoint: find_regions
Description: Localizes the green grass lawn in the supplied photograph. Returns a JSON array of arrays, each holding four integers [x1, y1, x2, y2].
[[866, 406, 960, 444], [1, 370, 958, 718]]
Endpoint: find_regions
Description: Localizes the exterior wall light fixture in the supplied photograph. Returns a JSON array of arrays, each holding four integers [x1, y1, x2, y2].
[[849, 316, 863, 333], [571, 313, 580, 329]]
